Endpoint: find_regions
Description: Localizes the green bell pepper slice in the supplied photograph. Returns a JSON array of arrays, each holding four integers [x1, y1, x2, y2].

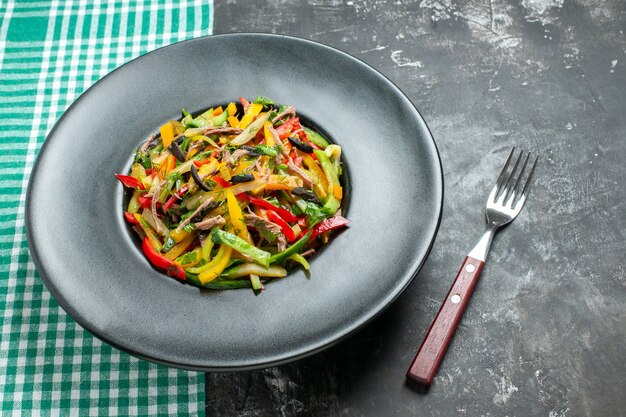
[[212, 229, 271, 268], [269, 231, 312, 265], [303, 126, 330, 149], [185, 273, 252, 289], [211, 110, 229, 126]]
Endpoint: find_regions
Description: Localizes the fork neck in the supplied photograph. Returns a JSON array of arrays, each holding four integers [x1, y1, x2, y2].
[[467, 225, 497, 262]]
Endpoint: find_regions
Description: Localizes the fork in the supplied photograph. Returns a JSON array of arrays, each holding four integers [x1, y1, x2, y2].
[[406, 148, 538, 389]]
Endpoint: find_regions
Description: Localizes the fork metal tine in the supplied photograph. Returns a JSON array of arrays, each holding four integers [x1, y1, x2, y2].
[[506, 151, 531, 207], [510, 154, 537, 210], [520, 155, 538, 199], [492, 148, 516, 202], [511, 152, 531, 195], [501, 150, 524, 204]]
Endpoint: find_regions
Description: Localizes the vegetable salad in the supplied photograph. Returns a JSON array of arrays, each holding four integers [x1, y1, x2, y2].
[[115, 97, 348, 291]]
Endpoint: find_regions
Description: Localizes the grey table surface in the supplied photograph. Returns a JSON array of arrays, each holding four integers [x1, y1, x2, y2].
[[206, 1, 626, 416]]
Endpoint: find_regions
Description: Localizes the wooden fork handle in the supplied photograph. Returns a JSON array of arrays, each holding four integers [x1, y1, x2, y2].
[[406, 256, 484, 388]]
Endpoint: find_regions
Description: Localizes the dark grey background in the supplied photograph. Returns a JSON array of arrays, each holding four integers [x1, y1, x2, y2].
[[206, 1, 626, 416]]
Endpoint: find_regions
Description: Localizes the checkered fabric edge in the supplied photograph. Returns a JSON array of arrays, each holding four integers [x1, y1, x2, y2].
[[0, 1, 212, 415]]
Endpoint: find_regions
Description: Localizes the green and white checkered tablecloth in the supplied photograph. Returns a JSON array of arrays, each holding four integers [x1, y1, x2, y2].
[[0, 1, 212, 415]]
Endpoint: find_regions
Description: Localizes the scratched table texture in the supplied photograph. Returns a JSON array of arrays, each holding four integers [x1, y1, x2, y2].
[[206, 1, 626, 416]]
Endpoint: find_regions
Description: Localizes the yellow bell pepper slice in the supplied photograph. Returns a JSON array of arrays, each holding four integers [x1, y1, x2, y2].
[[157, 154, 176, 180], [201, 235, 214, 263], [219, 166, 231, 181], [302, 154, 328, 197], [248, 103, 263, 115], [227, 102, 237, 117], [166, 155, 177, 176], [235, 103, 264, 129], [225, 188, 251, 242], [263, 122, 275, 146], [141, 175, 153, 190], [198, 159, 220, 176], [332, 184, 343, 199], [171, 120, 185, 136], [227, 116, 240, 128], [231, 160, 254, 175], [185, 235, 217, 274], [313, 149, 342, 202], [134, 213, 162, 251], [207, 203, 229, 218], [130, 163, 146, 181], [198, 245, 232, 284], [159, 122, 175, 147], [163, 233, 195, 260], [175, 247, 202, 268], [186, 147, 199, 159], [265, 175, 303, 191], [169, 228, 189, 243], [127, 189, 142, 214], [237, 113, 254, 129]]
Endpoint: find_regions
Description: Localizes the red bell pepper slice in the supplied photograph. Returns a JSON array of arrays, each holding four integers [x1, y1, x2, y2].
[[137, 194, 163, 210], [193, 159, 212, 167], [239, 97, 250, 108], [238, 194, 300, 223], [174, 185, 189, 198], [163, 196, 177, 212], [267, 210, 296, 243], [296, 129, 309, 143], [137, 194, 151, 209], [123, 211, 139, 225], [115, 174, 145, 190], [163, 185, 189, 211], [300, 215, 349, 240], [275, 117, 302, 139], [141, 237, 186, 280], [137, 194, 152, 209], [212, 175, 231, 188], [145, 168, 154, 175], [277, 117, 308, 142]]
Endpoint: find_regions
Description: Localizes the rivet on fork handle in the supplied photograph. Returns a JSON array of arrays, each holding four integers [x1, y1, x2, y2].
[[406, 256, 484, 388]]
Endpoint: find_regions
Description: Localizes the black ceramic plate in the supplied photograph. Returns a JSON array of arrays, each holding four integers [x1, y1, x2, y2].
[[26, 34, 443, 370]]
